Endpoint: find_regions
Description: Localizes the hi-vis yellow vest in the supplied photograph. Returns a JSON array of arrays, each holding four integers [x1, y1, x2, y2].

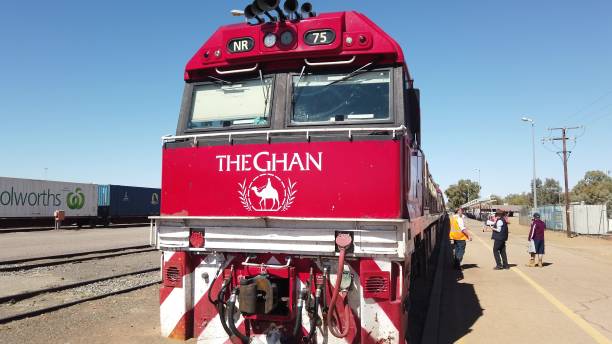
[[449, 215, 468, 241]]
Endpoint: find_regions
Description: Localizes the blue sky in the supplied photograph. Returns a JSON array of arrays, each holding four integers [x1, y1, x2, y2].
[[1, 1, 611, 198]]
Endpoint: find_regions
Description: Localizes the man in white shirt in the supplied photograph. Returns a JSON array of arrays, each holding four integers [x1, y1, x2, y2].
[[486, 210, 509, 269]]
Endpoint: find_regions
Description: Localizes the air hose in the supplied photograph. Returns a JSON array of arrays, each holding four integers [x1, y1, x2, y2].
[[227, 288, 250, 344], [305, 286, 322, 342], [293, 289, 306, 338], [327, 233, 353, 338], [216, 277, 234, 338], [207, 265, 223, 305]]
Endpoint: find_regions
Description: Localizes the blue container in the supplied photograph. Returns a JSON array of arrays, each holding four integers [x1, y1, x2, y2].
[[108, 185, 161, 217], [98, 185, 111, 207]]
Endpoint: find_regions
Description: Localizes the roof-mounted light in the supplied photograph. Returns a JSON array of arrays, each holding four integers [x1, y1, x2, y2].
[[264, 33, 277, 48]]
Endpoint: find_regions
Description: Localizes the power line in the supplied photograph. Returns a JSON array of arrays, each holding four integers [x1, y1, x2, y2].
[[564, 90, 612, 122], [585, 110, 612, 125]]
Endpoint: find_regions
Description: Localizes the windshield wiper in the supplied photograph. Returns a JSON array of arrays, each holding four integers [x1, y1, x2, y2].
[[207, 75, 231, 85], [292, 65, 307, 105], [258, 70, 271, 111], [324, 61, 374, 87]]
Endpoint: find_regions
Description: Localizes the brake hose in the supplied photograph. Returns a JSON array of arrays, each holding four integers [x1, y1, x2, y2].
[[216, 278, 233, 338], [305, 286, 322, 342], [207, 265, 223, 305], [293, 290, 305, 338], [227, 288, 250, 344], [327, 234, 353, 338]]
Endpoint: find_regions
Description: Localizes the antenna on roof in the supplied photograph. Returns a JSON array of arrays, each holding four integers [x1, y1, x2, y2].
[[257, 0, 287, 22], [283, 0, 301, 20], [300, 2, 316, 17], [244, 4, 264, 24]]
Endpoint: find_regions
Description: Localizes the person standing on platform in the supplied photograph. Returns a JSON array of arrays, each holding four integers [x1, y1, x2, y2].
[[449, 208, 472, 271], [527, 213, 546, 267], [486, 210, 509, 270]]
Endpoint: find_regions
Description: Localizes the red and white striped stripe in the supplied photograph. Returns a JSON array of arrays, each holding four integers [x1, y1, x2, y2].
[[160, 251, 194, 339], [161, 252, 405, 343]]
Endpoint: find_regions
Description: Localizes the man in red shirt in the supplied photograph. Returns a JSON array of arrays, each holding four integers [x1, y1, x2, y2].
[[527, 213, 546, 267]]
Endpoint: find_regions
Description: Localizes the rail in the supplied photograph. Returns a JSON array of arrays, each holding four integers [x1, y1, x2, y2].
[[162, 125, 407, 144]]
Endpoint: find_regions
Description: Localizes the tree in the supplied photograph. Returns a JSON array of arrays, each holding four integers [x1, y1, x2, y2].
[[525, 178, 563, 206], [490, 194, 504, 204], [504, 193, 531, 206], [538, 178, 562, 205], [445, 179, 481, 210], [572, 171, 612, 216]]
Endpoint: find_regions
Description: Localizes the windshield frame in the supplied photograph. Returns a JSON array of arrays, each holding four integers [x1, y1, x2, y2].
[[286, 67, 395, 127], [181, 74, 276, 134]]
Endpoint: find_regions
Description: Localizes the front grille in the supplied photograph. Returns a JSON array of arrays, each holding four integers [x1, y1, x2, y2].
[[163, 265, 183, 288], [362, 271, 390, 299]]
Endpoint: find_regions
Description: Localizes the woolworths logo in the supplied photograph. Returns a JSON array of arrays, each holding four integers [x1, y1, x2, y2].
[[66, 188, 85, 210]]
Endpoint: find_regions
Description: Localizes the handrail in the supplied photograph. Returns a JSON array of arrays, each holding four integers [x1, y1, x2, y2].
[[215, 63, 259, 75], [242, 256, 292, 269], [162, 125, 407, 143], [304, 56, 356, 66]]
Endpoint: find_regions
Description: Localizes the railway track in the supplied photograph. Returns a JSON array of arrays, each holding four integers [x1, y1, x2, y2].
[[0, 245, 156, 272], [0, 245, 160, 324], [0, 268, 160, 324]]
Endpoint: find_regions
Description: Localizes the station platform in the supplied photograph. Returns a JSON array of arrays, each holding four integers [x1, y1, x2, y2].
[[437, 218, 612, 344]]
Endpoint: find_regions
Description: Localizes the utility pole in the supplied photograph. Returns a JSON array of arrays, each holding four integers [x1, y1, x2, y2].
[[546, 126, 581, 238]]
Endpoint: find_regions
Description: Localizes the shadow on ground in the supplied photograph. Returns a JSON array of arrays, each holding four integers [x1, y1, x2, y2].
[[437, 242, 484, 343]]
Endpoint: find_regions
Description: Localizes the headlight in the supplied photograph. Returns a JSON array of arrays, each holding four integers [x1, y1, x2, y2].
[[264, 33, 277, 48], [280, 31, 294, 46]]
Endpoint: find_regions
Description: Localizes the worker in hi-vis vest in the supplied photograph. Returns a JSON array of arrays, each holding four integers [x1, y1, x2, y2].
[[449, 208, 472, 270]]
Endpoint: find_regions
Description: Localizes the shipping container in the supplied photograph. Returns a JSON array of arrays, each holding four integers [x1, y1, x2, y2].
[[0, 177, 98, 227], [97, 185, 160, 225]]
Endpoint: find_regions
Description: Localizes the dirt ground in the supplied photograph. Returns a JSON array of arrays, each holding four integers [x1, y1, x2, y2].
[[0, 285, 193, 344], [439, 218, 612, 343]]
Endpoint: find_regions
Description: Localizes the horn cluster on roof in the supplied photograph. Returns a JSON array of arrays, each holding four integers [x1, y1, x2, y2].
[[244, 0, 316, 24]]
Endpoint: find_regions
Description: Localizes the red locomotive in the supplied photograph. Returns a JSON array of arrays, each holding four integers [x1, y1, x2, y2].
[[151, 1, 446, 342]]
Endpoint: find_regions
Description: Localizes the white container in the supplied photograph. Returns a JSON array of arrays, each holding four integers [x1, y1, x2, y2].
[[0, 177, 98, 218]]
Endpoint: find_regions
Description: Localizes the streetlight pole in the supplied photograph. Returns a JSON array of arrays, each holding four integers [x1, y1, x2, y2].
[[522, 117, 538, 209], [475, 168, 482, 218]]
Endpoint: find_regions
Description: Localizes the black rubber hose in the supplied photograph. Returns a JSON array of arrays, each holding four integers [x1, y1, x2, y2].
[[306, 288, 320, 342], [293, 301, 303, 337], [207, 266, 223, 305], [217, 279, 233, 338], [227, 289, 250, 344]]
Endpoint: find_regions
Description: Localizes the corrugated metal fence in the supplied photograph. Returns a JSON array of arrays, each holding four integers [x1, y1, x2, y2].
[[520, 204, 610, 235]]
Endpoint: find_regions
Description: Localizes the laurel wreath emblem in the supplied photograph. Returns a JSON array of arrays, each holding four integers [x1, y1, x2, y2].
[[280, 179, 297, 211], [238, 177, 297, 212], [238, 179, 252, 211]]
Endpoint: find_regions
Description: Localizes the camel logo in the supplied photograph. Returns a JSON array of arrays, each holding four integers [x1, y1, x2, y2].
[[238, 174, 297, 212]]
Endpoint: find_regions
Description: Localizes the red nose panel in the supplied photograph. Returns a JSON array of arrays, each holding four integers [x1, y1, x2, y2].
[[161, 140, 401, 219]]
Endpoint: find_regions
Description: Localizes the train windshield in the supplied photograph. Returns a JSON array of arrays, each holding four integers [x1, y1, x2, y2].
[[292, 70, 390, 123], [188, 77, 273, 129]]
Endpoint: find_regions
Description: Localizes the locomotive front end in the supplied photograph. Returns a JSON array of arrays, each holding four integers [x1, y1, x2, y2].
[[151, 3, 443, 343]]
